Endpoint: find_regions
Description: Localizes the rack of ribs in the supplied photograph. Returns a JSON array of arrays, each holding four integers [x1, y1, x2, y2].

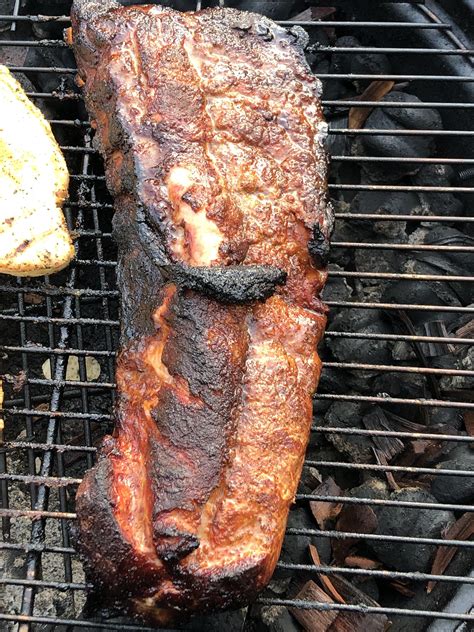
[[70, 0, 332, 625]]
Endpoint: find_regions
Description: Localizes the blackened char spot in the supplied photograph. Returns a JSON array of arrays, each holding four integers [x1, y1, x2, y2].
[[13, 239, 31, 255], [162, 264, 287, 304], [153, 528, 200, 562], [308, 224, 330, 268]]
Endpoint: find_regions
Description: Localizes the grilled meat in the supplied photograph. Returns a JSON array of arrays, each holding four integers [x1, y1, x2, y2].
[[0, 65, 74, 276], [70, 0, 332, 625]]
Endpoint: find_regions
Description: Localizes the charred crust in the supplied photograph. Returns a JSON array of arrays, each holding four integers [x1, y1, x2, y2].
[[154, 529, 200, 562], [162, 264, 287, 304], [308, 224, 330, 268], [71, 0, 329, 622]]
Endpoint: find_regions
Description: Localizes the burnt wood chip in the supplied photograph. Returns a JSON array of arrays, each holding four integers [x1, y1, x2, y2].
[[290, 577, 389, 632], [373, 448, 400, 492], [290, 580, 338, 632], [427, 513, 474, 594], [163, 264, 287, 304], [310, 477, 343, 529], [344, 555, 382, 570], [309, 543, 346, 604], [362, 407, 405, 462], [463, 411, 474, 438], [332, 504, 378, 564], [348, 80, 395, 130], [328, 575, 390, 632]]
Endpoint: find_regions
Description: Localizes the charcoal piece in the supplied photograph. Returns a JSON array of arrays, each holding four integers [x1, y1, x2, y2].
[[280, 507, 331, 568], [416, 320, 456, 359], [184, 608, 247, 631], [307, 445, 356, 490], [316, 363, 348, 395], [298, 466, 323, 495], [321, 74, 356, 101], [382, 542, 473, 632], [413, 165, 464, 219], [382, 280, 461, 327], [349, 479, 390, 506], [258, 606, 300, 632], [24, 45, 77, 94], [440, 346, 474, 391], [373, 371, 428, 402], [325, 34, 390, 103], [413, 164, 456, 187], [369, 488, 455, 572], [0, 2, 16, 32], [409, 226, 474, 306], [321, 264, 353, 302], [305, 26, 331, 68], [321, 401, 374, 463], [349, 190, 421, 240], [354, 246, 402, 283], [348, 478, 390, 525], [350, 576, 380, 603], [372, 371, 429, 421], [429, 406, 463, 431], [411, 224, 474, 265], [325, 112, 352, 157], [327, 308, 393, 365], [391, 339, 417, 362], [329, 35, 390, 79], [355, 92, 442, 183], [327, 220, 355, 269], [431, 446, 474, 504], [267, 577, 292, 596], [312, 398, 332, 417]]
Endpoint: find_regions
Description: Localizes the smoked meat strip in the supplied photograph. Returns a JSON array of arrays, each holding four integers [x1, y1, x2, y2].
[[70, 1, 332, 625]]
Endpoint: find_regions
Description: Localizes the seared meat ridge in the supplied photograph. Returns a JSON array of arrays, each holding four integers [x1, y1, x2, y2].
[[70, 0, 332, 624]]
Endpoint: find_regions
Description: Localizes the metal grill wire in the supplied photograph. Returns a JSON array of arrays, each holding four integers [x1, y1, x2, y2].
[[0, 0, 473, 630]]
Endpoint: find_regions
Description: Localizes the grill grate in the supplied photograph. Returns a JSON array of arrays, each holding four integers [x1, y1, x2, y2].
[[0, 1, 473, 631]]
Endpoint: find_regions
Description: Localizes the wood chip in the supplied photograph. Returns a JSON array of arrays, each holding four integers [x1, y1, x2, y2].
[[373, 448, 400, 492], [363, 407, 404, 461], [463, 411, 474, 438], [290, 580, 338, 632], [456, 319, 474, 339], [5, 370, 27, 393], [332, 505, 378, 563], [348, 80, 395, 129], [306, 467, 323, 489], [311, 6, 337, 20], [390, 580, 415, 598], [291, 9, 313, 21], [328, 575, 390, 632], [344, 556, 382, 570], [310, 477, 343, 529], [309, 543, 346, 604], [427, 513, 474, 593]]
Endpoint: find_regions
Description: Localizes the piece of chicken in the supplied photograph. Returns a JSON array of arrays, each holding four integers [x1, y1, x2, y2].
[[0, 65, 74, 276]]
